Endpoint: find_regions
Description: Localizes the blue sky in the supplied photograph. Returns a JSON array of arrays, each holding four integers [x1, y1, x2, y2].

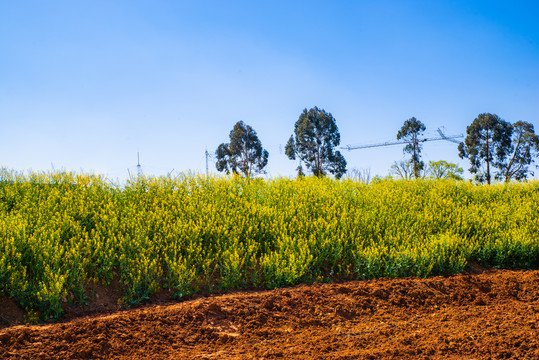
[[1, 1, 538, 180]]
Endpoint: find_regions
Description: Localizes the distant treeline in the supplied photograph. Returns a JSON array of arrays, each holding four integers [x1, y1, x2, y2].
[[215, 108, 538, 184]]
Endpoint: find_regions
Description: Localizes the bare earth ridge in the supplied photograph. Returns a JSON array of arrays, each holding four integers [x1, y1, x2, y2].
[[1, 268, 538, 359]]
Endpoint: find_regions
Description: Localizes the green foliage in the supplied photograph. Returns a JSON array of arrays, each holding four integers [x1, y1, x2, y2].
[[458, 113, 513, 184], [397, 117, 426, 179], [285, 107, 347, 179], [216, 121, 269, 177], [426, 160, 464, 180], [497, 121, 539, 182], [1, 169, 539, 320]]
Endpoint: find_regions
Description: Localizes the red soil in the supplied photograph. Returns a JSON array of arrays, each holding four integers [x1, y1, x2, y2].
[[1, 268, 538, 359]]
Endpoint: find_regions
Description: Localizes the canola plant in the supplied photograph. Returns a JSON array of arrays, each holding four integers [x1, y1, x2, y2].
[[0, 169, 538, 319]]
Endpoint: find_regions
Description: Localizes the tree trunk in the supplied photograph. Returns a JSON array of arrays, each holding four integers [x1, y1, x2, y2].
[[486, 130, 491, 185], [504, 132, 523, 183]]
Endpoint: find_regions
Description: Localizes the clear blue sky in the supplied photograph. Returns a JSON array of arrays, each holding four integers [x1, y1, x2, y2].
[[1, 1, 538, 180]]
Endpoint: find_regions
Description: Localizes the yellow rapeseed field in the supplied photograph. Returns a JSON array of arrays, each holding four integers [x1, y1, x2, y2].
[[1, 169, 538, 319]]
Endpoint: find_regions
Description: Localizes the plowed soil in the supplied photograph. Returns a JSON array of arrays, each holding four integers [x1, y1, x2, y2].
[[1, 268, 538, 359]]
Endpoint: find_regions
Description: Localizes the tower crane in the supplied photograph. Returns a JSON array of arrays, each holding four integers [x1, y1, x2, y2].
[[341, 128, 463, 151]]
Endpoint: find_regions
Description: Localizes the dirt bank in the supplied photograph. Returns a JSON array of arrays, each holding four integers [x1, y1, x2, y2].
[[1, 268, 538, 359]]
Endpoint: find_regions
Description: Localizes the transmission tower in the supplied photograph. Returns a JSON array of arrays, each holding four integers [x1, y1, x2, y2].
[[127, 151, 143, 179], [205, 148, 216, 175], [341, 127, 463, 151], [137, 151, 142, 177]]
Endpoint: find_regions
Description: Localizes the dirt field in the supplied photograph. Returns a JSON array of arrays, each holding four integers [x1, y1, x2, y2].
[[1, 267, 538, 359]]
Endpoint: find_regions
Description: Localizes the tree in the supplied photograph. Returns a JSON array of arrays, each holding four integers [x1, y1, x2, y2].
[[215, 121, 269, 177], [497, 121, 539, 182], [345, 167, 371, 184], [397, 117, 426, 179], [285, 106, 347, 179], [458, 113, 512, 185], [426, 160, 463, 180], [390, 160, 415, 180]]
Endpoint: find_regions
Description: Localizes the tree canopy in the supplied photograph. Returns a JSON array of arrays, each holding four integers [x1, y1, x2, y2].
[[458, 113, 512, 184], [427, 160, 463, 180], [285, 106, 347, 179], [390, 159, 463, 181], [397, 117, 426, 179], [497, 121, 539, 182], [215, 121, 269, 177], [390, 160, 414, 180]]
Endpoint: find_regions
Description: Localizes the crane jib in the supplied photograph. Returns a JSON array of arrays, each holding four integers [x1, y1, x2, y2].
[[341, 128, 463, 151]]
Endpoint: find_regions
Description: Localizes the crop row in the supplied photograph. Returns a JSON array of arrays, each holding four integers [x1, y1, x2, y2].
[[1, 169, 538, 319]]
